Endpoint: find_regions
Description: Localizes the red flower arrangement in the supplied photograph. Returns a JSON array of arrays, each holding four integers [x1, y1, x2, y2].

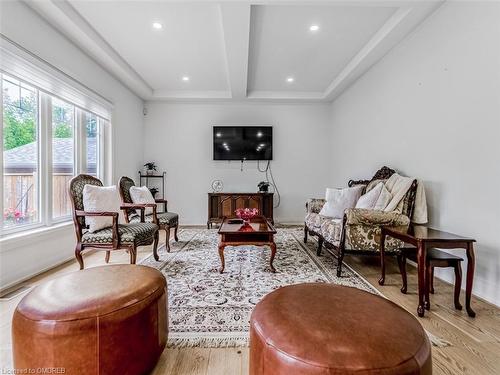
[[235, 208, 259, 223]]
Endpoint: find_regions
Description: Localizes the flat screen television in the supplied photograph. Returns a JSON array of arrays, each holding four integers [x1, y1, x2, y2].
[[213, 126, 273, 161]]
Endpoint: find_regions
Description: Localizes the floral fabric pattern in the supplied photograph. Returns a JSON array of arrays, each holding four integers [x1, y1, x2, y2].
[[345, 208, 409, 226], [306, 198, 326, 214], [320, 218, 343, 246], [305, 203, 409, 252], [343, 208, 409, 251]]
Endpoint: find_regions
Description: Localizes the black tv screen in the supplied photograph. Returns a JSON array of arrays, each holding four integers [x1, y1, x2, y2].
[[213, 126, 273, 161]]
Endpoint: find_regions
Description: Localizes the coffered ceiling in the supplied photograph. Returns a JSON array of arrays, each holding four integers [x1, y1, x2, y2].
[[26, 0, 443, 102]]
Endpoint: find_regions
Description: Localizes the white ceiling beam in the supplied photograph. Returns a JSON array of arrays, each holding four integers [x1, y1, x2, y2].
[[323, 1, 444, 101], [153, 89, 232, 100], [247, 91, 325, 101], [219, 3, 251, 99], [24, 0, 153, 100]]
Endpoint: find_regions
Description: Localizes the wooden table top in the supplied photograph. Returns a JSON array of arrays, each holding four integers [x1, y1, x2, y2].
[[218, 216, 276, 235], [384, 225, 475, 243]]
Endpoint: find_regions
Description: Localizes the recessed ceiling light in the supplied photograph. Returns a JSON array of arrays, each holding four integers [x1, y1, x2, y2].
[[286, 77, 294, 83], [309, 25, 319, 32], [182, 76, 190, 82], [152, 22, 163, 30]]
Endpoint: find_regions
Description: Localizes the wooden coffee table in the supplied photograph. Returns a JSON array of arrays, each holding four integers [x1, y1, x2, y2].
[[217, 216, 277, 273]]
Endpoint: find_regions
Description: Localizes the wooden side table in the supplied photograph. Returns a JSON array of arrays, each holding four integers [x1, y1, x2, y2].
[[381, 225, 476, 318]]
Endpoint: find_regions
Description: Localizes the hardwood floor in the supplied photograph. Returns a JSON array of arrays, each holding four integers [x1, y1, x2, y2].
[[1, 228, 499, 374]]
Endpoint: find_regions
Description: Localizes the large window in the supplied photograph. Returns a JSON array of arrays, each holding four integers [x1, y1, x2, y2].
[[1, 73, 107, 234], [2, 76, 40, 228], [85, 112, 99, 177], [51, 97, 75, 220]]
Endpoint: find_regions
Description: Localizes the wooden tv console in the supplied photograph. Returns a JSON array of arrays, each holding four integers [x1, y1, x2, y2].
[[207, 192, 274, 228]]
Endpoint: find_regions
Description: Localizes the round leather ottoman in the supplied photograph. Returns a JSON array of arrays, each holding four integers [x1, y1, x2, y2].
[[250, 283, 432, 375], [12, 265, 167, 375]]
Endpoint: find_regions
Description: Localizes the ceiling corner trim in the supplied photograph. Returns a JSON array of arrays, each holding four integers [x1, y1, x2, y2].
[[323, 1, 445, 102], [23, 0, 153, 100]]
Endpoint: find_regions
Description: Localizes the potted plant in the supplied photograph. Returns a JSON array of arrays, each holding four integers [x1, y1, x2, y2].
[[144, 162, 157, 175], [149, 187, 159, 198], [258, 181, 270, 193]]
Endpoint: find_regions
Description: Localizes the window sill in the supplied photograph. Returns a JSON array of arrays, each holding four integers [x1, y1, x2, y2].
[[0, 221, 73, 254]]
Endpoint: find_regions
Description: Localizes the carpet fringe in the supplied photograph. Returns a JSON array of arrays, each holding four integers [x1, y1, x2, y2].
[[167, 332, 449, 349], [168, 335, 249, 349]]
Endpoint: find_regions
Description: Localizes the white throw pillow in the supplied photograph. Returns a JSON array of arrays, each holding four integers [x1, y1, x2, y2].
[[356, 182, 383, 209], [374, 185, 392, 210], [319, 185, 364, 218], [82, 185, 124, 233], [129, 186, 156, 216]]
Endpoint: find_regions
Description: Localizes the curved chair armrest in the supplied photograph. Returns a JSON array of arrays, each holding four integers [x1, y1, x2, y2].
[[155, 199, 168, 212], [75, 210, 119, 218], [306, 198, 326, 214], [345, 208, 410, 227], [119, 203, 158, 223], [75, 211, 120, 248]]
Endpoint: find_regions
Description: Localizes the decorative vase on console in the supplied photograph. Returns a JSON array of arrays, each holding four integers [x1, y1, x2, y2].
[[235, 208, 259, 225]]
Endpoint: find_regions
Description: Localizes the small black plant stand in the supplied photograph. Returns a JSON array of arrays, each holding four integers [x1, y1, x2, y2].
[[138, 171, 167, 209]]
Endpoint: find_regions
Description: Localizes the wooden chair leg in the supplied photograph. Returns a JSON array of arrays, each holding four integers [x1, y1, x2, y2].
[[378, 250, 386, 286], [130, 246, 137, 264], [75, 244, 84, 270], [105, 251, 111, 264], [304, 225, 308, 243], [174, 224, 179, 242], [425, 261, 432, 310], [454, 263, 463, 310], [430, 266, 435, 294], [153, 231, 159, 261], [165, 227, 171, 252], [337, 249, 344, 278], [317, 237, 323, 256], [397, 253, 408, 294]]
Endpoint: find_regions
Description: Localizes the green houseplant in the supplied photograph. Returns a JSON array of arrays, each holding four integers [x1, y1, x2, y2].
[[144, 162, 157, 175]]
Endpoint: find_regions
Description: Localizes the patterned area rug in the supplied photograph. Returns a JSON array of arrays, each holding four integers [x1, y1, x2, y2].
[[140, 227, 449, 348]]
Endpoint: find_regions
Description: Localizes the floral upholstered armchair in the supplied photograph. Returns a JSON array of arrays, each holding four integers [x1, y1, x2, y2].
[[304, 166, 417, 283]]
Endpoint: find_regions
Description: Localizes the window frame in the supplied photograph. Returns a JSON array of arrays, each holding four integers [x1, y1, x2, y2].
[[1, 74, 108, 236], [1, 39, 113, 238]]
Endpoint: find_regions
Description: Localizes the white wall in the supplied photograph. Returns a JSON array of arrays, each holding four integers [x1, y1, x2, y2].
[[0, 2, 145, 288], [329, 2, 500, 306], [143, 102, 332, 224]]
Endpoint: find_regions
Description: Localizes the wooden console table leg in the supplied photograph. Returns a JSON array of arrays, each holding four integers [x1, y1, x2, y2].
[[269, 242, 277, 273], [425, 260, 432, 310], [465, 242, 476, 317], [454, 262, 463, 311], [218, 244, 226, 274], [417, 241, 427, 317]]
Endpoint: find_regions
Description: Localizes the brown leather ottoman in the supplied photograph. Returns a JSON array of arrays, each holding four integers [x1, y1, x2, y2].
[[250, 283, 432, 375], [12, 265, 167, 375]]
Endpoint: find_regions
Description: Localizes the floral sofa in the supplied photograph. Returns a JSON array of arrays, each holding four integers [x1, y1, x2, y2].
[[304, 166, 417, 282]]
